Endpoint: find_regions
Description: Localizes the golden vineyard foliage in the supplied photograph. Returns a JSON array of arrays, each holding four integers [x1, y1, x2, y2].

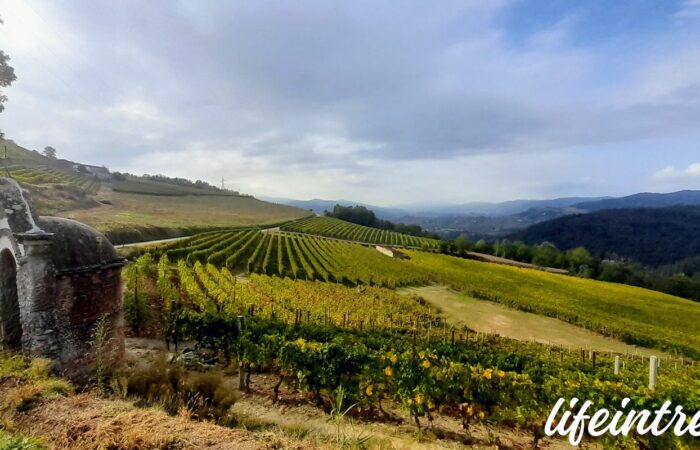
[[171, 258, 438, 329]]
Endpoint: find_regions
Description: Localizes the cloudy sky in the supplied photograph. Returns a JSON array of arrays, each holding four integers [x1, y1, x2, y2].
[[0, 0, 699, 205]]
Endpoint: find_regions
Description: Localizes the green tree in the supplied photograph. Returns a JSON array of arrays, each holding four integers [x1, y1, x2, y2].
[[566, 247, 596, 275], [43, 146, 57, 159], [473, 239, 491, 254], [532, 242, 564, 268], [453, 235, 470, 254], [514, 241, 533, 263]]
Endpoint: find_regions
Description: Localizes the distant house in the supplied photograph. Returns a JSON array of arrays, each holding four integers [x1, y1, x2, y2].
[[73, 164, 111, 180], [375, 245, 409, 259]]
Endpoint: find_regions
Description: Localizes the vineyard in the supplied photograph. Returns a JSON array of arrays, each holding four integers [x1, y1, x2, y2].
[[161, 255, 437, 329], [0, 164, 101, 194], [119, 252, 700, 449], [147, 228, 700, 360], [152, 229, 428, 287], [281, 215, 441, 249], [402, 250, 700, 359]]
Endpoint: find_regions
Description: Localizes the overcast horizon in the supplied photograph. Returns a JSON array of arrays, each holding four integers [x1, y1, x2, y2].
[[1, 1, 700, 205]]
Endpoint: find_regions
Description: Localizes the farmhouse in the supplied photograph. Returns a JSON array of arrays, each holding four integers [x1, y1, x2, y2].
[[0, 177, 125, 380], [73, 163, 111, 180]]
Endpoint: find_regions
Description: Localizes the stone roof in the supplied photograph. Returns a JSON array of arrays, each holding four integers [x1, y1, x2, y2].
[[37, 217, 125, 274]]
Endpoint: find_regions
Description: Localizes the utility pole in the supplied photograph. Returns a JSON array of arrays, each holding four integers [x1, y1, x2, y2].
[[221, 176, 225, 190]]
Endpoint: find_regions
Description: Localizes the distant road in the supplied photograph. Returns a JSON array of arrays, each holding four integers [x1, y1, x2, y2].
[[114, 235, 191, 249]]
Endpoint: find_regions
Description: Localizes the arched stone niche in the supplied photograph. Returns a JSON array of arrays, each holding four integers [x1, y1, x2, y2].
[[0, 177, 126, 380]]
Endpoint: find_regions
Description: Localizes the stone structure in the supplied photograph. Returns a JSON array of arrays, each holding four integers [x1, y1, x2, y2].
[[0, 177, 125, 380], [374, 245, 408, 259]]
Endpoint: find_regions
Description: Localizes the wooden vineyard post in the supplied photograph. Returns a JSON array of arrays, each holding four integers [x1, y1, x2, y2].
[[412, 328, 417, 359], [649, 356, 658, 390], [560, 350, 564, 363], [581, 349, 585, 363], [451, 329, 455, 346], [359, 320, 363, 331], [591, 351, 596, 370], [614, 355, 621, 375], [307, 310, 311, 323], [237, 315, 245, 390]]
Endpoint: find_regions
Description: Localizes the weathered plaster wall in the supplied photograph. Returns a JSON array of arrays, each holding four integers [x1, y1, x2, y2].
[[0, 177, 125, 380]]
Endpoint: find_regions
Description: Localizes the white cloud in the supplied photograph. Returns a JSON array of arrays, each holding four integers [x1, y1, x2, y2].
[[653, 163, 700, 181], [674, 0, 700, 24]]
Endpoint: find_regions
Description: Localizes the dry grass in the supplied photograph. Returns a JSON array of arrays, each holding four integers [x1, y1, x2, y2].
[[57, 191, 310, 244], [15, 394, 265, 450], [1, 351, 266, 450]]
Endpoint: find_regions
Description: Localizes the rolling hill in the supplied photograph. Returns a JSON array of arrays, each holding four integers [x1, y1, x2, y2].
[[573, 190, 700, 212], [512, 205, 700, 266], [1, 138, 311, 244]]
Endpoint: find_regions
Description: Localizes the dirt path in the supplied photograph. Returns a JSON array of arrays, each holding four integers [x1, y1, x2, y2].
[[400, 285, 670, 357], [114, 234, 191, 249]]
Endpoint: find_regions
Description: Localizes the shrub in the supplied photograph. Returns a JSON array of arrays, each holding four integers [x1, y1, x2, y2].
[[0, 431, 46, 450], [118, 356, 239, 424]]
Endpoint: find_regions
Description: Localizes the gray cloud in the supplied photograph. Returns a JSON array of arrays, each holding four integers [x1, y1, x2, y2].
[[1, 0, 700, 203]]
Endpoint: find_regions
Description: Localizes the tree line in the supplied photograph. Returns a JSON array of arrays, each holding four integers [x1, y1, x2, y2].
[[325, 204, 440, 239], [440, 237, 700, 302]]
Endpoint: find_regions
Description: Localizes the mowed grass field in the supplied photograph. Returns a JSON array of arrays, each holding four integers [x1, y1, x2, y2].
[[404, 250, 700, 358], [58, 191, 311, 244], [401, 285, 670, 357]]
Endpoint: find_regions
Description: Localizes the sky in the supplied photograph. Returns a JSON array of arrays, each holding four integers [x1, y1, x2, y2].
[[0, 0, 699, 206]]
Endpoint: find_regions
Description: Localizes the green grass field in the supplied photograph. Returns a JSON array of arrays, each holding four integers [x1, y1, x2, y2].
[[404, 250, 700, 358], [401, 285, 670, 357], [0, 139, 47, 162]]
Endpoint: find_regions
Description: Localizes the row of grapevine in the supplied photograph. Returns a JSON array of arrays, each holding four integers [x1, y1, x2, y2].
[[5, 165, 101, 193], [281, 216, 440, 249], [159, 229, 427, 287], [167, 258, 437, 330]]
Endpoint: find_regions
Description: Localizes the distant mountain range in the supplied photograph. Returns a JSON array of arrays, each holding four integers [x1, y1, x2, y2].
[[573, 190, 700, 212], [265, 190, 700, 239], [412, 196, 610, 217]]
